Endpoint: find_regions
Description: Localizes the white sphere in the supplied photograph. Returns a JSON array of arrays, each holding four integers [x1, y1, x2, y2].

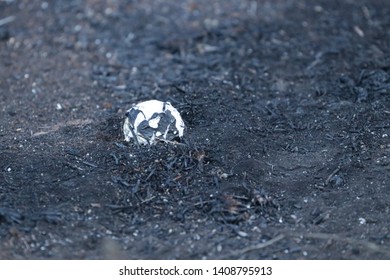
[[123, 100, 185, 145]]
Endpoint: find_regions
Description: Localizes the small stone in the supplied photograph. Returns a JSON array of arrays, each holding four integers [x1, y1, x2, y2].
[[237, 231, 248, 237]]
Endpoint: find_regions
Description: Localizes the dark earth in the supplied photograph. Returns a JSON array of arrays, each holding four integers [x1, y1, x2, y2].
[[1, 0, 389, 260]]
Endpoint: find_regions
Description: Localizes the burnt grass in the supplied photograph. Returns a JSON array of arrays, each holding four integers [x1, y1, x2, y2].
[[0, 0, 390, 259]]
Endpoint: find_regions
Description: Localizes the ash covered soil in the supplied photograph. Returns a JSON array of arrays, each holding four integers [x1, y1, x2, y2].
[[1, 0, 390, 259]]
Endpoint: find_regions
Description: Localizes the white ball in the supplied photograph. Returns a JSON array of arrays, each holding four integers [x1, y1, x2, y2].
[[123, 100, 185, 145]]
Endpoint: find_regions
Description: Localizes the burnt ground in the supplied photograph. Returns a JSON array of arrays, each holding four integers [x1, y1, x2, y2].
[[0, 0, 390, 260]]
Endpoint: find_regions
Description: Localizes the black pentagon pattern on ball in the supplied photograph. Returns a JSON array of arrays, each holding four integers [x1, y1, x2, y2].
[[125, 108, 144, 122], [156, 109, 178, 137], [137, 119, 155, 141]]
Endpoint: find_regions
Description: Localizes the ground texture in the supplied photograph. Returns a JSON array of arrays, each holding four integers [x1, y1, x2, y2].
[[1, 0, 390, 259]]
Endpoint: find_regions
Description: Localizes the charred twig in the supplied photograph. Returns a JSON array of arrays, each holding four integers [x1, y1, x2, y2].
[[82, 161, 97, 168], [129, 125, 141, 148], [193, 199, 214, 207], [145, 164, 156, 181], [111, 175, 130, 187], [325, 166, 341, 186], [311, 209, 330, 225], [221, 234, 285, 258], [140, 196, 156, 204], [0, 16, 15, 27], [157, 138, 187, 146], [114, 142, 127, 149], [222, 231, 390, 258], [0, 207, 23, 224], [107, 195, 156, 214], [106, 204, 133, 212], [287, 232, 390, 257], [65, 162, 83, 171], [32, 211, 63, 224], [110, 153, 119, 165]]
